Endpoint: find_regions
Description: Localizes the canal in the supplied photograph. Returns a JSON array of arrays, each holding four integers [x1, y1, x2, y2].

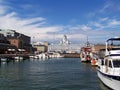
[[0, 58, 110, 90]]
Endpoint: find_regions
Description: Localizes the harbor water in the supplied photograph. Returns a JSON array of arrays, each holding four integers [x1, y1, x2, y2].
[[0, 58, 110, 90]]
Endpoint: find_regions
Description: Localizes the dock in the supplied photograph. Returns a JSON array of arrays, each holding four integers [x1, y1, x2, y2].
[[0, 54, 33, 62]]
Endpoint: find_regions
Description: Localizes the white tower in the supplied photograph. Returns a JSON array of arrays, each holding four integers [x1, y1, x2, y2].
[[60, 35, 70, 45], [60, 35, 70, 52]]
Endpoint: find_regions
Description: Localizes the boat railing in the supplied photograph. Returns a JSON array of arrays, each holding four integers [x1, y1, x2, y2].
[[110, 47, 120, 50]]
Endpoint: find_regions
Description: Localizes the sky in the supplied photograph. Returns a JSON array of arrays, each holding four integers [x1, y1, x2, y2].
[[0, 0, 120, 44]]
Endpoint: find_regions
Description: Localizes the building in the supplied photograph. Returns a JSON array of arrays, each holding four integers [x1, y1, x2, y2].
[[33, 42, 49, 53], [60, 34, 70, 45], [0, 29, 33, 54], [0, 33, 17, 54], [91, 44, 105, 53], [48, 35, 81, 53]]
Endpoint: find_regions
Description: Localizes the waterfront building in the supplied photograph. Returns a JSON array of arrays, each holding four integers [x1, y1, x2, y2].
[[0, 33, 17, 54], [48, 35, 81, 53], [91, 44, 105, 53], [33, 42, 49, 53], [0, 29, 33, 54]]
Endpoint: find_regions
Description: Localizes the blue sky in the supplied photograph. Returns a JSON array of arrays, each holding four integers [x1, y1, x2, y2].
[[0, 0, 120, 44]]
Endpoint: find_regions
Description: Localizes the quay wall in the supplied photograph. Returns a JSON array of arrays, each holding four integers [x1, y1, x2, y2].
[[0, 54, 34, 59], [62, 53, 80, 58]]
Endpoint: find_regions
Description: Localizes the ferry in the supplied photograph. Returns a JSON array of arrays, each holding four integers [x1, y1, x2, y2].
[[97, 37, 120, 90], [80, 37, 93, 63], [80, 46, 92, 62]]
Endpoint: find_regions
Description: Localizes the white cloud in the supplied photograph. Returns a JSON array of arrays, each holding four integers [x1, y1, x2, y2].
[[81, 25, 91, 31], [90, 21, 104, 28], [99, 17, 108, 22], [108, 19, 120, 26], [0, 6, 63, 41], [99, 2, 111, 13], [0, 0, 120, 44]]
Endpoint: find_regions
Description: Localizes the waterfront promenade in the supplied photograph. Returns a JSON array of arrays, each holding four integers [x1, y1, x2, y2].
[[0, 54, 33, 61]]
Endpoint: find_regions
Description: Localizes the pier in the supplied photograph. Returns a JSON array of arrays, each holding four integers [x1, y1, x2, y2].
[[0, 54, 33, 62]]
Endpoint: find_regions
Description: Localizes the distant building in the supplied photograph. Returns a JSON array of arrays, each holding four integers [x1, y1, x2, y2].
[[49, 34, 81, 53], [92, 44, 105, 53], [60, 34, 70, 45], [33, 41, 49, 53]]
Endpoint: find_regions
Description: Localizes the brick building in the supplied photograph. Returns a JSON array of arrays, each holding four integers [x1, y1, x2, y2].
[[0, 33, 17, 54], [0, 29, 34, 54]]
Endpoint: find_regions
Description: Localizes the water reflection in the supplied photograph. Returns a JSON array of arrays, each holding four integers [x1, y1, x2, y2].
[[98, 79, 112, 90]]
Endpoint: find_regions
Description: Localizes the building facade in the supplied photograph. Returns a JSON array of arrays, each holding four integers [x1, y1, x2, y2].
[[33, 42, 49, 53], [0, 29, 33, 54], [0, 33, 17, 54]]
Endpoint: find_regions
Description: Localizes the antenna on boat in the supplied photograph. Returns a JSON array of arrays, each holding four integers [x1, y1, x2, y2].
[[86, 36, 90, 47]]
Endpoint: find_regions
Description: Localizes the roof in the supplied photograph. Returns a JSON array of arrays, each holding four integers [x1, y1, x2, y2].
[[107, 37, 120, 42]]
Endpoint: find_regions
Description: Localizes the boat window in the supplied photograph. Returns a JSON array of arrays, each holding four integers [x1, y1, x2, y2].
[[105, 59, 108, 66], [109, 61, 112, 68], [101, 60, 104, 65], [113, 60, 120, 67]]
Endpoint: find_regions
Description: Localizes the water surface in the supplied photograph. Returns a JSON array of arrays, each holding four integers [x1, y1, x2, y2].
[[0, 58, 110, 90]]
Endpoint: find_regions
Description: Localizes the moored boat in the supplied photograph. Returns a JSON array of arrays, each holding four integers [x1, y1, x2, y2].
[[0, 58, 7, 62], [80, 46, 93, 62], [97, 37, 120, 90], [80, 37, 93, 63], [91, 58, 98, 66], [91, 53, 98, 66]]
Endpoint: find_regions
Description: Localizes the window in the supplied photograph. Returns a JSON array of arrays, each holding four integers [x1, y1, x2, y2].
[[101, 59, 104, 65], [113, 60, 120, 67], [109, 61, 112, 68], [105, 59, 108, 66]]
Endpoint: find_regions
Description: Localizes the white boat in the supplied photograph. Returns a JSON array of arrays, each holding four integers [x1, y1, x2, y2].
[[97, 37, 120, 90], [80, 37, 93, 62], [0, 58, 7, 62], [14, 56, 23, 60], [91, 53, 98, 66], [91, 58, 98, 66], [48, 52, 64, 58], [34, 53, 49, 59]]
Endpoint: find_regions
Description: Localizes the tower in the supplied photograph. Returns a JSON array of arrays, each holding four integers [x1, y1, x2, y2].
[[60, 35, 70, 52], [60, 34, 70, 45]]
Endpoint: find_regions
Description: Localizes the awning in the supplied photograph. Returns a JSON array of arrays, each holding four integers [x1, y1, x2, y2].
[[18, 49, 25, 51], [8, 49, 16, 51]]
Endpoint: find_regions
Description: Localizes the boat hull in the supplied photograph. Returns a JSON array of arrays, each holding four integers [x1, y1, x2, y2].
[[97, 69, 120, 90]]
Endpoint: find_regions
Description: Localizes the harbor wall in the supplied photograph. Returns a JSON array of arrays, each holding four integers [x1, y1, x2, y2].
[[62, 53, 80, 58]]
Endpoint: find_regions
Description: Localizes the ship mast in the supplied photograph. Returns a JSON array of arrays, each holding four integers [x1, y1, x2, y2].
[[86, 36, 90, 47]]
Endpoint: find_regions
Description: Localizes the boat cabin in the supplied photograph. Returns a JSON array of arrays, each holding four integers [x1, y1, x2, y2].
[[98, 37, 120, 75]]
